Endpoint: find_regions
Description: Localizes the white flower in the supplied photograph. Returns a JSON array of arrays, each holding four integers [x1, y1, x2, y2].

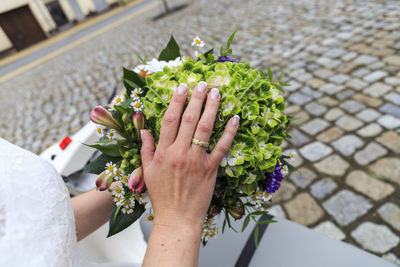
[[112, 185, 125, 198], [95, 125, 105, 138], [282, 165, 289, 176], [194, 50, 202, 58], [105, 162, 116, 175], [106, 129, 117, 139], [113, 196, 124, 207], [122, 206, 133, 214], [289, 151, 296, 162], [112, 94, 125, 106], [192, 36, 205, 48], [130, 88, 143, 100], [115, 168, 125, 179], [121, 197, 135, 214], [131, 99, 143, 111], [121, 175, 129, 185], [134, 58, 182, 75]]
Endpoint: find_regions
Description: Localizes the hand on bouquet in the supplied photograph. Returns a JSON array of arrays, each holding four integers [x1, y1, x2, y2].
[[141, 82, 239, 230]]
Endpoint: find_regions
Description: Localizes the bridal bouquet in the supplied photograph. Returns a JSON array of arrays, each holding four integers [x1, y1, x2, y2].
[[85, 32, 293, 244]]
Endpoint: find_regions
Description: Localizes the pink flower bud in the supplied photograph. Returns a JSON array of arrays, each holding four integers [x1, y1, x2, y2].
[[132, 112, 145, 138], [95, 171, 113, 191], [90, 106, 122, 131], [226, 205, 245, 220], [208, 205, 220, 218], [128, 167, 145, 194]]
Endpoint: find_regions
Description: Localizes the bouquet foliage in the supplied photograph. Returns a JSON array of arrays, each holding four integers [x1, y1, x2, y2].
[[86, 32, 293, 244]]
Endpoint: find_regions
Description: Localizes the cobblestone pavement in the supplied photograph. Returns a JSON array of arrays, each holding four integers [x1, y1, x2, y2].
[[1, 0, 400, 263]]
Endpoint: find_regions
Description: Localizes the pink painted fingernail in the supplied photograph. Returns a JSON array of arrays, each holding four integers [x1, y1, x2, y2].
[[210, 88, 219, 100], [177, 84, 187, 95], [232, 115, 240, 126], [197, 81, 207, 92]]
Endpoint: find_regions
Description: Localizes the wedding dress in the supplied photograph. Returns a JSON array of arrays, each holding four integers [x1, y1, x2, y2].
[[0, 138, 142, 267]]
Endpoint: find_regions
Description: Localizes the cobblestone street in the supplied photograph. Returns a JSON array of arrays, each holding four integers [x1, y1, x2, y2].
[[0, 0, 399, 263]]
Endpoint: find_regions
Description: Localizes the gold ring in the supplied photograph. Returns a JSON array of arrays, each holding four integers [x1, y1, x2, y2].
[[191, 138, 209, 148]]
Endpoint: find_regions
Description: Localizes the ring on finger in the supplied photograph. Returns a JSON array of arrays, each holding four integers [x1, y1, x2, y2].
[[191, 138, 209, 149]]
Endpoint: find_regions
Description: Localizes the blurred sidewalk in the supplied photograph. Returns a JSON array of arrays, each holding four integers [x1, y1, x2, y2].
[[0, 0, 158, 83]]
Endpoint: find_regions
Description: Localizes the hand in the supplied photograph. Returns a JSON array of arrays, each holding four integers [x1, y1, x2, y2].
[[140, 82, 239, 230]]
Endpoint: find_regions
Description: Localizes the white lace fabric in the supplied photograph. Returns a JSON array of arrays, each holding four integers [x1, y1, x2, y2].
[[0, 138, 82, 266]]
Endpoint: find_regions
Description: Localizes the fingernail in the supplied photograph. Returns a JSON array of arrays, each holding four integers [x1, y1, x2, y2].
[[210, 88, 219, 99], [197, 81, 207, 92], [177, 84, 187, 95], [232, 115, 240, 126], [140, 129, 144, 140]]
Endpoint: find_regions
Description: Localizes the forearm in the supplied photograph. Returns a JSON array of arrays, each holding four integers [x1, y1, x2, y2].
[[142, 222, 203, 267], [71, 189, 114, 241]]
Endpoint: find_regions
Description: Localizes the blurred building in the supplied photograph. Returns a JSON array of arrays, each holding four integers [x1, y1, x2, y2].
[[0, 0, 119, 54]]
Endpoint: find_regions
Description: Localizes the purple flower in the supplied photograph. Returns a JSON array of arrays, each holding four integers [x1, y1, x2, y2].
[[265, 162, 284, 194], [217, 56, 239, 63]]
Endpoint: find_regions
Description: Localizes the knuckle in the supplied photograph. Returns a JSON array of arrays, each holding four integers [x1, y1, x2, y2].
[[171, 94, 186, 104], [162, 113, 178, 126], [197, 121, 212, 135], [182, 112, 197, 124], [215, 143, 230, 155], [171, 156, 186, 169]]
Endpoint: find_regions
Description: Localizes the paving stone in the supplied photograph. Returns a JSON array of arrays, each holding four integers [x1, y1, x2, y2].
[[353, 55, 378, 65], [378, 203, 400, 232], [314, 68, 334, 79], [316, 57, 341, 68], [357, 123, 383, 137], [345, 78, 368, 91], [318, 96, 338, 107], [288, 129, 310, 146], [384, 55, 400, 66], [369, 157, 400, 186], [301, 86, 323, 99], [296, 72, 313, 83], [346, 170, 395, 201], [284, 193, 324, 226], [291, 111, 310, 126], [324, 108, 344, 121], [363, 71, 388, 83], [380, 103, 400, 118], [377, 131, 400, 154], [313, 221, 345, 241], [352, 68, 370, 78], [352, 93, 383, 107], [310, 178, 337, 200], [354, 142, 387, 166], [384, 93, 400, 105], [324, 48, 346, 58], [364, 82, 392, 97], [314, 154, 350, 177], [382, 253, 400, 267], [299, 141, 333, 162], [339, 100, 366, 114], [300, 118, 330, 136], [267, 205, 286, 219], [385, 77, 400, 86], [283, 149, 303, 168], [288, 92, 312, 105], [377, 115, 400, 129], [305, 102, 327, 116], [351, 222, 399, 254], [331, 135, 364, 156], [306, 78, 326, 89], [335, 115, 364, 131], [320, 83, 343, 95], [317, 127, 344, 143], [284, 104, 301, 115], [323, 190, 372, 226], [272, 181, 297, 203], [289, 167, 318, 188], [329, 74, 351, 85], [285, 80, 302, 92], [336, 89, 355, 100], [356, 108, 381, 122]]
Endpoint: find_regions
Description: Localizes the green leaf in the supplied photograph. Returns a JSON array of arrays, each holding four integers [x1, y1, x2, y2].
[[267, 67, 273, 81], [222, 217, 227, 234], [254, 225, 259, 247], [123, 67, 145, 89], [158, 35, 181, 61], [257, 219, 276, 224], [278, 69, 283, 82], [251, 210, 268, 216], [107, 202, 145, 237], [242, 214, 251, 232], [84, 143, 121, 157], [227, 31, 237, 49], [134, 52, 147, 64], [82, 154, 122, 174]]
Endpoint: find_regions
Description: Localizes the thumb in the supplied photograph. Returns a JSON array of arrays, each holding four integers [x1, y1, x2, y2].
[[140, 129, 155, 169]]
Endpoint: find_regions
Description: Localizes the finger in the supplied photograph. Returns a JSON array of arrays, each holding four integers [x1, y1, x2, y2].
[[140, 129, 155, 169], [176, 81, 208, 147], [192, 88, 220, 152], [209, 115, 240, 167], [158, 84, 188, 149]]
